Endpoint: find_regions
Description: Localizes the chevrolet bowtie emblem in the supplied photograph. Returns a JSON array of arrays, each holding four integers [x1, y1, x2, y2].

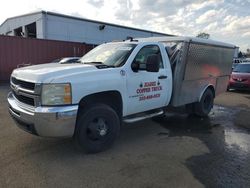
[[14, 85, 20, 92]]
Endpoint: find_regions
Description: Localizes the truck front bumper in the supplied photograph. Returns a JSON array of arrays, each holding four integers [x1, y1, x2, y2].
[[7, 92, 78, 137]]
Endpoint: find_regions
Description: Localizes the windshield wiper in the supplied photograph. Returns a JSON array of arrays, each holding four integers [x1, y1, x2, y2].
[[82, 61, 116, 68], [82, 61, 103, 65], [96, 64, 115, 68]]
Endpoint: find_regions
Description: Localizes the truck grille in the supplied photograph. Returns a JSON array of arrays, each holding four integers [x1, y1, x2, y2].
[[12, 91, 35, 106], [11, 77, 35, 90], [11, 77, 39, 107]]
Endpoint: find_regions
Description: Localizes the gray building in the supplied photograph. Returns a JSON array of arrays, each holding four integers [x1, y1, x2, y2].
[[0, 11, 171, 45]]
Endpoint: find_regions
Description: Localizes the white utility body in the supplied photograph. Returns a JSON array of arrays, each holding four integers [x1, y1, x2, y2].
[[8, 37, 235, 153]]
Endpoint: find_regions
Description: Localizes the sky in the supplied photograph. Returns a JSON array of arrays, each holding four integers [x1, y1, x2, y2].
[[0, 0, 250, 52]]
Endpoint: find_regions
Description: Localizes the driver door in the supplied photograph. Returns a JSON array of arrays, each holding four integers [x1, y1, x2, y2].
[[126, 44, 169, 115]]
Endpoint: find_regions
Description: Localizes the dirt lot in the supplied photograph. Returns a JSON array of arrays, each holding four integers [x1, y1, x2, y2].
[[0, 85, 250, 188]]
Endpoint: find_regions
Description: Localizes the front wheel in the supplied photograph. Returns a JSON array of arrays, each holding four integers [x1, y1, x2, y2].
[[194, 89, 214, 117], [74, 104, 120, 153]]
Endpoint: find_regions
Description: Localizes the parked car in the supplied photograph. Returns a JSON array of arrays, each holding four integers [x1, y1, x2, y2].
[[51, 57, 80, 64], [232, 63, 239, 70], [228, 63, 250, 90], [242, 58, 250, 63], [233, 59, 242, 64]]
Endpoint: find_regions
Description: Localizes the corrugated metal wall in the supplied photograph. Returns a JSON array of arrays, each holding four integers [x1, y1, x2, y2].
[[0, 35, 93, 82]]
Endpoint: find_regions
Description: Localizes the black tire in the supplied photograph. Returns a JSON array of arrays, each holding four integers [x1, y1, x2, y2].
[[194, 89, 214, 117], [74, 104, 120, 153]]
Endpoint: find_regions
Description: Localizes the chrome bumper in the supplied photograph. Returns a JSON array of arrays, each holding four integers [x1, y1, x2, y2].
[[7, 92, 78, 137]]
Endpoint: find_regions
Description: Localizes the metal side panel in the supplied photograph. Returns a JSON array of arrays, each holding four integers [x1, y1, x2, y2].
[[215, 76, 230, 95], [163, 41, 189, 106], [172, 78, 217, 106], [184, 43, 234, 81], [165, 40, 235, 107]]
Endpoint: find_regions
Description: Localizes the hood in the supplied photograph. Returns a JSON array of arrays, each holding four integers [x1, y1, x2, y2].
[[12, 63, 97, 83]]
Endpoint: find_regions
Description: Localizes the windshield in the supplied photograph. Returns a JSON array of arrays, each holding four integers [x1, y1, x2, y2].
[[79, 43, 136, 67], [233, 64, 250, 73]]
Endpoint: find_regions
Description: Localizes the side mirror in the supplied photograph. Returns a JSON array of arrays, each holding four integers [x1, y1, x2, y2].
[[131, 61, 140, 72], [146, 54, 160, 72]]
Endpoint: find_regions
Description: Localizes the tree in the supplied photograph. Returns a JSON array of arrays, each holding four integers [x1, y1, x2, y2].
[[238, 51, 243, 58], [246, 49, 250, 58], [196, 32, 210, 39]]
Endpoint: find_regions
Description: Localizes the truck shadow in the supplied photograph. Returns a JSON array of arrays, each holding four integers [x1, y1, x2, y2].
[[13, 106, 250, 187], [153, 106, 250, 187], [153, 113, 216, 136]]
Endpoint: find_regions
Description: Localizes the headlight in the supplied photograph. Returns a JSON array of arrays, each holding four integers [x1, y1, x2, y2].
[[41, 83, 72, 106]]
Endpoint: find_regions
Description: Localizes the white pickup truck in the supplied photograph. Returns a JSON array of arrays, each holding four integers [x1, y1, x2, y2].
[[8, 37, 235, 153]]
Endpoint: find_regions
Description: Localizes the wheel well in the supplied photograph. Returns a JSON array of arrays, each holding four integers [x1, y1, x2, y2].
[[199, 85, 215, 102], [207, 85, 215, 98], [77, 91, 123, 118]]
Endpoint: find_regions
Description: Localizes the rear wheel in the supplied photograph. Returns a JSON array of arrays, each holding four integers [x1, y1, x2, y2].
[[194, 89, 214, 117], [74, 104, 120, 153]]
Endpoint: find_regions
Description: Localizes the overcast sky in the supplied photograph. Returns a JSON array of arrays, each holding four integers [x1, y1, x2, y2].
[[1, 0, 250, 52]]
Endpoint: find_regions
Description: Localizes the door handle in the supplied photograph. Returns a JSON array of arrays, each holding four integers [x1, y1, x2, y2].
[[158, 75, 168, 79]]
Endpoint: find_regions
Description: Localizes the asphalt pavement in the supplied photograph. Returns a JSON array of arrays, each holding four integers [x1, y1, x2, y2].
[[0, 85, 250, 188]]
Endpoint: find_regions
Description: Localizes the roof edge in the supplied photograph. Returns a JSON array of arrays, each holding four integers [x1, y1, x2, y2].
[[0, 11, 44, 28], [43, 11, 172, 36], [0, 10, 173, 36]]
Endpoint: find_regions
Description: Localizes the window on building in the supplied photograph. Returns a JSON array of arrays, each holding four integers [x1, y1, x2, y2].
[[25, 22, 36, 38], [14, 27, 23, 37]]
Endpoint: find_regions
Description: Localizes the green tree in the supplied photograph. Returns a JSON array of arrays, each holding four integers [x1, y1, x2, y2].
[[238, 51, 243, 58], [196, 32, 210, 39]]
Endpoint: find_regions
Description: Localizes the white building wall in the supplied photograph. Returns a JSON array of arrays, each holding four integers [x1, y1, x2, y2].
[[0, 13, 44, 38], [0, 11, 169, 44], [45, 14, 166, 44]]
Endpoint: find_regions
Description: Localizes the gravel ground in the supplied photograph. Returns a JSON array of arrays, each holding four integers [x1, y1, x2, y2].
[[0, 85, 250, 188]]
